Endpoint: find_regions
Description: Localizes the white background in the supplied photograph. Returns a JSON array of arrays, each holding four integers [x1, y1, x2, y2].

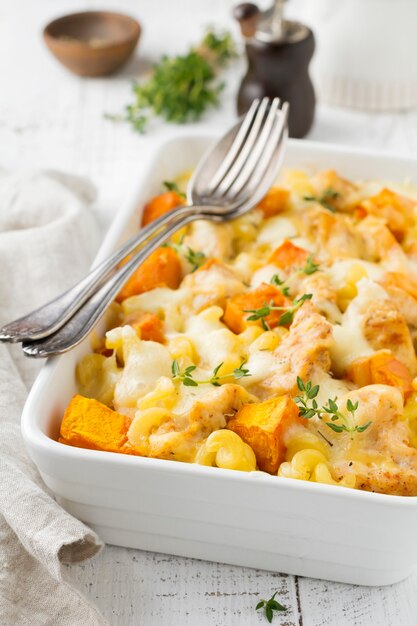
[[2, 1, 417, 624]]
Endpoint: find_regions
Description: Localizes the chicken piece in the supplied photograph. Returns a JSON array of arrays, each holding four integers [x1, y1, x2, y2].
[[361, 296, 417, 376], [298, 271, 341, 323], [356, 215, 408, 271], [253, 301, 333, 397], [358, 188, 416, 241], [330, 385, 417, 496], [301, 207, 364, 261], [310, 169, 360, 212], [181, 260, 245, 312], [183, 220, 233, 262]]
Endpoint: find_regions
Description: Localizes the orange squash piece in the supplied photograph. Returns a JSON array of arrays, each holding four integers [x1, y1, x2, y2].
[[116, 247, 182, 303], [268, 240, 310, 271], [59, 395, 134, 453], [123, 311, 165, 343], [227, 395, 301, 474], [257, 187, 290, 218], [141, 191, 183, 226], [223, 283, 290, 334], [347, 350, 413, 399]]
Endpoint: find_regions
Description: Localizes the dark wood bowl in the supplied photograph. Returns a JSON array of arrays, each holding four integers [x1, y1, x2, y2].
[[43, 11, 141, 77]]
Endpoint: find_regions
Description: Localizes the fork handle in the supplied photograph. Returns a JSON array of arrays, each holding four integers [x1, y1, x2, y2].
[[0, 203, 199, 342], [22, 211, 219, 358]]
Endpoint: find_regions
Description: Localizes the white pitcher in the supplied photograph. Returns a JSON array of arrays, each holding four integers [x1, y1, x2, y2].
[[295, 0, 417, 110]]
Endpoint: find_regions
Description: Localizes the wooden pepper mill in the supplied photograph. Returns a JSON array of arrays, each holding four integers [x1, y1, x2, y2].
[[233, 0, 315, 138]]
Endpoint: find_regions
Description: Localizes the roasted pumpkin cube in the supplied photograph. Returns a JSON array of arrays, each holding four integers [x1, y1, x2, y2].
[[223, 283, 290, 334], [257, 187, 290, 218], [227, 395, 301, 474], [347, 350, 413, 399], [268, 240, 310, 271], [59, 394, 133, 453], [116, 247, 182, 303], [141, 191, 183, 226], [123, 312, 165, 343]]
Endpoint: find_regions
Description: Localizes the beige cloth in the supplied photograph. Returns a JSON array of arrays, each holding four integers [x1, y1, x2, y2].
[[0, 170, 108, 625]]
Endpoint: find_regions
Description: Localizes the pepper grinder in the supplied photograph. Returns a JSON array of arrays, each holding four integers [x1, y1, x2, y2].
[[233, 1, 315, 138]]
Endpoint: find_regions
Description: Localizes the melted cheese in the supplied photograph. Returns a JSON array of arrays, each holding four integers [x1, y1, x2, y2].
[[256, 215, 297, 246]]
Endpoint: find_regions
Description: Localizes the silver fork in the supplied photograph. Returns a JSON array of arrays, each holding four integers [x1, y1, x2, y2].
[[3, 97, 288, 357]]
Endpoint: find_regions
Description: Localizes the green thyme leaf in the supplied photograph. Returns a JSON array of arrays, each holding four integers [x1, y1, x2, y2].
[[302, 255, 320, 275], [255, 591, 287, 623], [163, 180, 186, 198]]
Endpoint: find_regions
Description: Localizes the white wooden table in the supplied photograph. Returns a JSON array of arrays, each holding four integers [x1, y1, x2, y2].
[[2, 1, 417, 624]]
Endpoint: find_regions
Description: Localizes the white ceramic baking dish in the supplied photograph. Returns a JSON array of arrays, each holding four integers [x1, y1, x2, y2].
[[22, 136, 417, 587]]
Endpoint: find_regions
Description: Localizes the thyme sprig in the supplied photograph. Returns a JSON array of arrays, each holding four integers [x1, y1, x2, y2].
[[270, 255, 320, 298], [164, 235, 206, 272], [302, 255, 320, 275], [295, 377, 372, 436], [172, 359, 250, 387], [256, 591, 287, 623], [244, 293, 312, 331], [303, 188, 340, 212]]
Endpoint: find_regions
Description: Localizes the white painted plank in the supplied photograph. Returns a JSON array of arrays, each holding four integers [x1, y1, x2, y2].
[[66, 546, 301, 626]]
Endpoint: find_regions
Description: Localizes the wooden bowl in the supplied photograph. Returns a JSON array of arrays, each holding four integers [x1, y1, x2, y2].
[[43, 11, 141, 77]]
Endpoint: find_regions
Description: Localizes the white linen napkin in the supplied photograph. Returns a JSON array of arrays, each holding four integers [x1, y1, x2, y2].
[[0, 170, 108, 625]]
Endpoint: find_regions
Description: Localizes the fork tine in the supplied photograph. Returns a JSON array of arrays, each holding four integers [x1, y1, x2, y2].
[[225, 98, 282, 199], [208, 97, 270, 196], [247, 101, 289, 190], [206, 98, 260, 193]]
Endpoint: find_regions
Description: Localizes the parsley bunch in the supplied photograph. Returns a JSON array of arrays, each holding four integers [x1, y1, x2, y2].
[[172, 359, 250, 387], [295, 377, 371, 436], [108, 29, 236, 132]]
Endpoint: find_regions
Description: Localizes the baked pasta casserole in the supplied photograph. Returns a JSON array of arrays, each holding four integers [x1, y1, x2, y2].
[[59, 168, 417, 496]]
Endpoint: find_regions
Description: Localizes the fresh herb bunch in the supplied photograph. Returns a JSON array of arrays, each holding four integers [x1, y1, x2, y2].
[[109, 29, 236, 132], [303, 188, 340, 213], [244, 293, 312, 330], [295, 377, 372, 436], [172, 359, 250, 387], [256, 591, 287, 623]]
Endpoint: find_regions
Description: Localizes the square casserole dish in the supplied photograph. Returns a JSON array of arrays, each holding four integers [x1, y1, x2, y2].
[[22, 136, 417, 586]]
